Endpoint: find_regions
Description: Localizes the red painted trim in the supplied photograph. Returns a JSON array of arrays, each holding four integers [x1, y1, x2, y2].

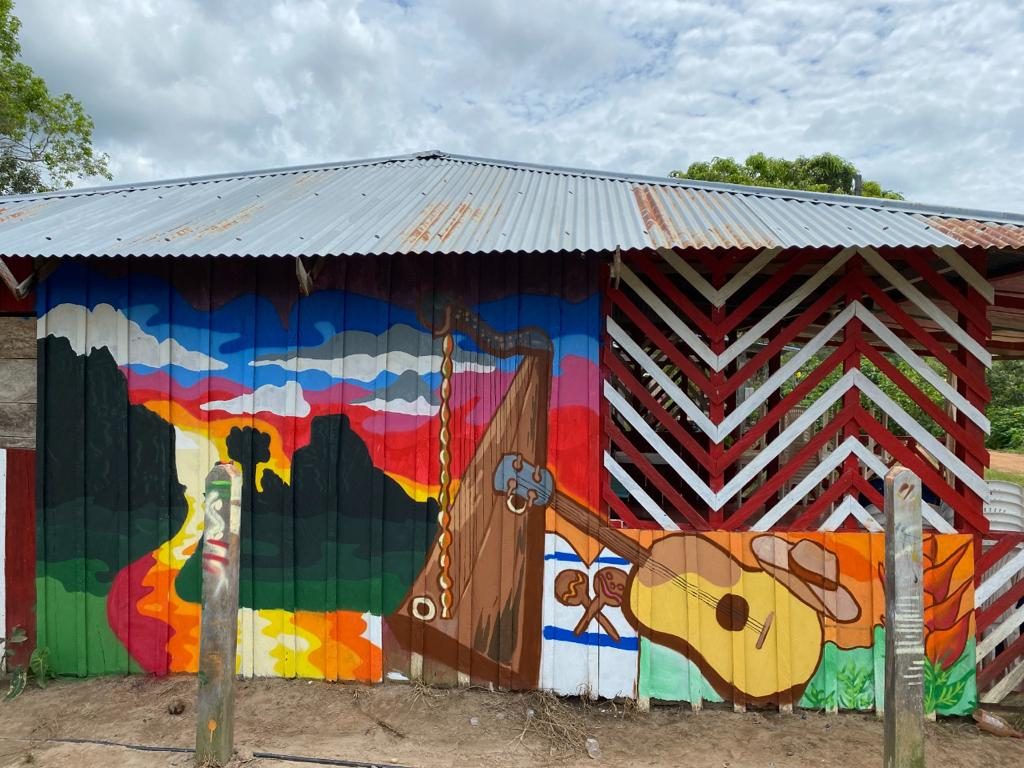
[[5, 449, 36, 667], [717, 339, 854, 472], [715, 279, 849, 403], [855, 413, 986, 534], [978, 578, 1024, 634], [607, 287, 712, 393], [860, 344, 987, 463], [723, 404, 858, 530], [899, 250, 990, 332], [861, 277, 989, 398], [717, 253, 815, 337], [977, 632, 1024, 688], [601, 486, 662, 530], [976, 534, 1024, 578], [629, 250, 717, 338], [603, 350, 711, 467], [605, 420, 710, 531]]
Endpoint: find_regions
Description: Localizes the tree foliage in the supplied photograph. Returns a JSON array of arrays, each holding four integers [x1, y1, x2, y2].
[[671, 152, 903, 200], [0, 0, 110, 194]]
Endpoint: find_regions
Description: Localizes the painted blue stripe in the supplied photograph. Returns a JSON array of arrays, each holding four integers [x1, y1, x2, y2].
[[544, 552, 630, 566], [542, 626, 638, 651]]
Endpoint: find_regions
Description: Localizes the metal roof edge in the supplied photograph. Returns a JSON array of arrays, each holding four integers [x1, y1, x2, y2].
[[3, 148, 1023, 228], [0, 150, 436, 203], [436, 152, 1024, 227]]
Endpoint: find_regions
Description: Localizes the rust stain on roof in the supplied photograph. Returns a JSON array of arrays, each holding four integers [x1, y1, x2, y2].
[[402, 201, 450, 248], [0, 203, 43, 226], [437, 201, 488, 243], [136, 203, 264, 245], [925, 217, 1024, 249], [632, 185, 687, 247]]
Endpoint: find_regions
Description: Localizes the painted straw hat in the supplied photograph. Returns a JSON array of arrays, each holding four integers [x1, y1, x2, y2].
[[750, 535, 861, 624]]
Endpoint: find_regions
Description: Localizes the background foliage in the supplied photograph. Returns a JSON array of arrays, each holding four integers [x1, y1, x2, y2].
[[1, 0, 110, 194]]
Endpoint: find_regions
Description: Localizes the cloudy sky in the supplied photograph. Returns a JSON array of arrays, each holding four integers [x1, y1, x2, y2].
[[14, 0, 1024, 211]]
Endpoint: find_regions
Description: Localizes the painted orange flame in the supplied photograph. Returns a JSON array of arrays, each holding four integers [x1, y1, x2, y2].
[[878, 535, 974, 670]]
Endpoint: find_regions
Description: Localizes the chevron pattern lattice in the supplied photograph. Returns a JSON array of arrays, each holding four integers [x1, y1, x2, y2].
[[602, 245, 991, 533]]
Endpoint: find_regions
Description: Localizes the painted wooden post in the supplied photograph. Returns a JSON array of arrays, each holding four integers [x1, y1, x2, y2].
[[883, 466, 925, 768], [195, 462, 243, 767]]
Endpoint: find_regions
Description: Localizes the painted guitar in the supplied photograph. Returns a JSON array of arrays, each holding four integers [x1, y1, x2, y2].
[[493, 454, 826, 705]]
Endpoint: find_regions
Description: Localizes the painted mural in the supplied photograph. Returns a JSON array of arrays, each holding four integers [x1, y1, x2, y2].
[[36, 256, 975, 714]]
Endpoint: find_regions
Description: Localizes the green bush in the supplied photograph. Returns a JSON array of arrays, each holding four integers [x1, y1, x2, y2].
[[988, 406, 1024, 451]]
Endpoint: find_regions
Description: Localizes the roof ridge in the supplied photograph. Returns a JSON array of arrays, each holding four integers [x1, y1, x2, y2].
[[2, 149, 1023, 226]]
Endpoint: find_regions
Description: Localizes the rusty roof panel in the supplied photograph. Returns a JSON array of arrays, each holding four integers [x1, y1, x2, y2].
[[1, 151, 1022, 258], [921, 216, 1024, 250]]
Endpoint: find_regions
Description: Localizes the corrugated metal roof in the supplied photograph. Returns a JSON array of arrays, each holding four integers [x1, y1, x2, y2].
[[2, 150, 1024, 257]]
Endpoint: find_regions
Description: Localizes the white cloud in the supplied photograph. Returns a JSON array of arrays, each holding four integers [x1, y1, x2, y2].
[[40, 302, 227, 371], [252, 351, 493, 381], [13, 0, 1024, 211], [201, 380, 311, 417], [353, 395, 439, 417]]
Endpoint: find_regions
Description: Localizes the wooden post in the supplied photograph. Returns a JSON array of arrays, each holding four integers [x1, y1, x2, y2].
[[195, 462, 243, 767], [883, 466, 925, 768]]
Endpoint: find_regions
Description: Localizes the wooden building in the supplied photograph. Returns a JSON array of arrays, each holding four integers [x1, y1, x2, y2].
[[1, 150, 1024, 712]]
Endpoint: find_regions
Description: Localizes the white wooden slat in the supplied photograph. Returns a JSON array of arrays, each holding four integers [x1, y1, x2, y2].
[[753, 437, 887, 531], [976, 548, 1024, 605], [657, 246, 782, 307], [922, 503, 957, 533], [603, 382, 715, 508], [719, 305, 856, 436], [716, 248, 856, 370], [603, 451, 680, 531], [716, 372, 858, 504], [977, 603, 1024, 662], [640, 248, 854, 372], [605, 317, 718, 437], [862, 248, 991, 367], [820, 496, 885, 532], [855, 306, 989, 433], [931, 245, 995, 304], [618, 265, 718, 368], [855, 374, 989, 499], [981, 661, 1024, 704]]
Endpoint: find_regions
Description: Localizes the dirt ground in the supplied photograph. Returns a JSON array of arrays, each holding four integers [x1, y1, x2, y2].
[[991, 451, 1024, 476], [0, 677, 1021, 768]]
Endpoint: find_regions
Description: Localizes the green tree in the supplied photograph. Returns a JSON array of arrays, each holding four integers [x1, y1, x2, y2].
[[671, 152, 903, 200], [0, 0, 110, 194]]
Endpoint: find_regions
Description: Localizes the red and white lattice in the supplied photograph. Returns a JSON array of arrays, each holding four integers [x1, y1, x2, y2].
[[602, 245, 992, 534]]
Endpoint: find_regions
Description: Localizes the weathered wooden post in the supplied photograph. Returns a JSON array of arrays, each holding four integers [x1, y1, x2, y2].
[[195, 462, 243, 767], [883, 466, 925, 768]]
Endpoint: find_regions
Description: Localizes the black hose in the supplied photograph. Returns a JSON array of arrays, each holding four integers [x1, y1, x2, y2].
[[39, 737, 416, 767], [253, 751, 415, 768], [44, 737, 191, 754]]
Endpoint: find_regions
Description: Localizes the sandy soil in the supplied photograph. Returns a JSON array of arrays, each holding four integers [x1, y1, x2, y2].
[[0, 677, 1021, 768], [991, 451, 1024, 476]]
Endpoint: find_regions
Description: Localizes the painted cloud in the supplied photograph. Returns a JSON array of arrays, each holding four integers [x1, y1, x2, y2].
[[252, 323, 496, 381], [40, 302, 227, 372], [201, 380, 311, 418]]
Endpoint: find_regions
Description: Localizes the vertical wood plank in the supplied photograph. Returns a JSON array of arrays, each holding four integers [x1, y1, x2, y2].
[[883, 466, 925, 768], [4, 448, 37, 668], [196, 463, 243, 767]]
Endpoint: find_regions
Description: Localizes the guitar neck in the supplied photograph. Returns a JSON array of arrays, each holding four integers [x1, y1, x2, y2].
[[550, 492, 650, 568]]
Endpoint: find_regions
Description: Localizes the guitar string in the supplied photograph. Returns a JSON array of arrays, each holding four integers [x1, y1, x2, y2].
[[587, 524, 767, 635]]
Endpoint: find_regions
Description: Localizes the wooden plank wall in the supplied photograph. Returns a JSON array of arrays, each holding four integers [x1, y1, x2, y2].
[[0, 317, 36, 449], [2, 448, 36, 666]]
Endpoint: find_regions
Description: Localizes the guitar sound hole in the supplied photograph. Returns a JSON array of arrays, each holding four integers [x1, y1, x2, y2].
[[715, 593, 750, 632]]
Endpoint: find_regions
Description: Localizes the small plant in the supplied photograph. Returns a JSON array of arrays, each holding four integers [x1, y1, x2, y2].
[[2, 628, 56, 700], [2, 626, 28, 700], [836, 662, 874, 711], [923, 657, 971, 714], [799, 680, 836, 711]]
